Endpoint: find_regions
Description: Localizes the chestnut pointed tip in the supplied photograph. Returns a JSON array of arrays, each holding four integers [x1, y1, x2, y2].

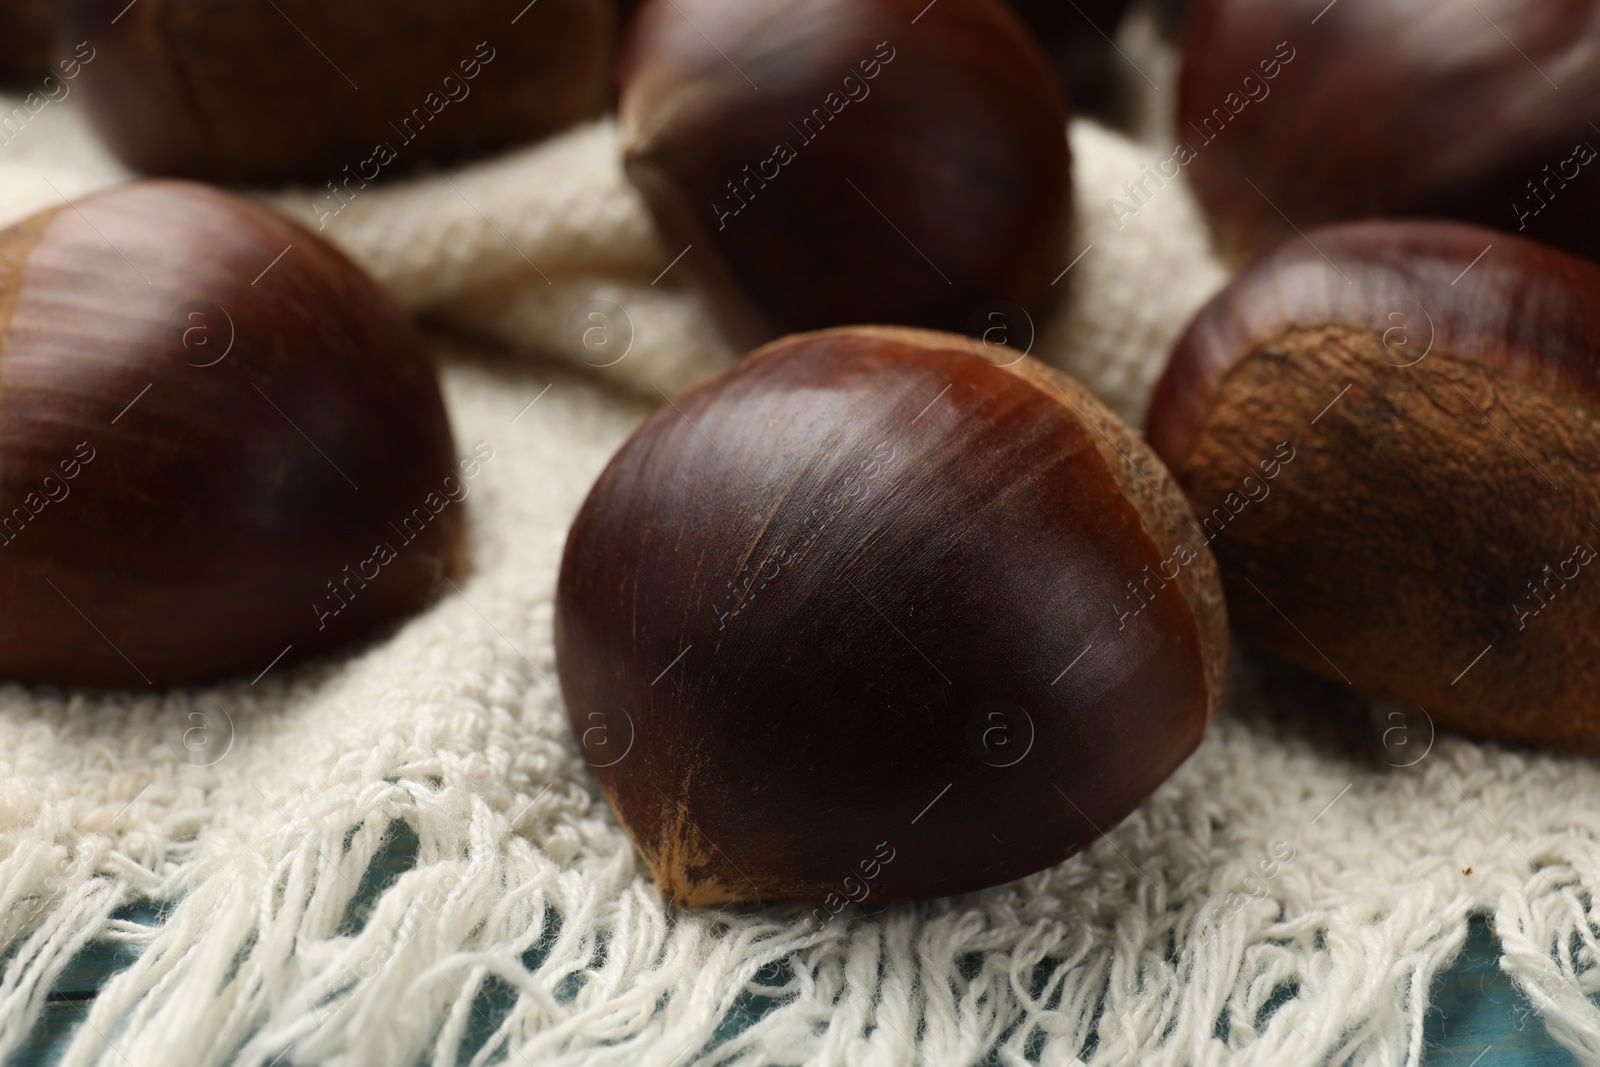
[[627, 785, 763, 907], [650, 829, 752, 909]]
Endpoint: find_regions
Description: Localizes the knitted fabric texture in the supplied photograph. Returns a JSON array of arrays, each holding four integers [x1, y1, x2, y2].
[[3, 34, 1600, 1067]]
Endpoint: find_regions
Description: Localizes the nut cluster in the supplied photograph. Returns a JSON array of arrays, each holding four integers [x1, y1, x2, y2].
[[9, 0, 1599, 916]]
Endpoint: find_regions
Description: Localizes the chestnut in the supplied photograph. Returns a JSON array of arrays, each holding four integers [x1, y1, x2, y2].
[[1147, 219, 1600, 751], [618, 0, 1071, 351], [0, 180, 463, 687], [1006, 0, 1130, 103], [556, 326, 1227, 906], [1179, 0, 1600, 262], [0, 0, 53, 79], [59, 0, 614, 183]]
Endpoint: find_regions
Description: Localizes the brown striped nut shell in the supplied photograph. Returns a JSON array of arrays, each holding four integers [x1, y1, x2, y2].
[[59, 0, 614, 183], [1179, 0, 1600, 262], [0, 180, 462, 686], [618, 0, 1071, 351], [557, 326, 1226, 907]]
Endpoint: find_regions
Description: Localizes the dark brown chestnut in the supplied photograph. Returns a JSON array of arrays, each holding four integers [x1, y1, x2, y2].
[[0, 0, 53, 79], [0, 180, 465, 687], [618, 0, 1071, 351], [1179, 0, 1600, 262], [59, 0, 614, 183], [556, 326, 1227, 906], [1148, 219, 1600, 750], [1006, 0, 1130, 103]]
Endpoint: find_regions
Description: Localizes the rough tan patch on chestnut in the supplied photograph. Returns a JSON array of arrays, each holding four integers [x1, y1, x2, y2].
[[651, 799, 746, 909], [1183, 324, 1600, 750]]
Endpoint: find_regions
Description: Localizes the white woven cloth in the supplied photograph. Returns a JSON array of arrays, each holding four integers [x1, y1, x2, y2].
[[4, 21, 1600, 1067]]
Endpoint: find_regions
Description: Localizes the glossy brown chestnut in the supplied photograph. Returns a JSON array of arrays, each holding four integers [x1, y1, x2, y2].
[[59, 0, 614, 183], [618, 0, 1071, 351], [1179, 0, 1600, 262], [0, 180, 464, 687], [556, 326, 1227, 907], [1148, 219, 1600, 750], [0, 0, 53, 78]]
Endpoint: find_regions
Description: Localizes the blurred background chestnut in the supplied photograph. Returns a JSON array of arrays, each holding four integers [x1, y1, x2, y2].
[[1180, 0, 1600, 262], [0, 0, 53, 80], [615, 0, 1143, 105], [618, 0, 1071, 351], [1007, 0, 1130, 105], [60, 0, 615, 183]]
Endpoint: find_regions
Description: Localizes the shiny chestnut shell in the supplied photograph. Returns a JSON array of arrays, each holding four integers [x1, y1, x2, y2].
[[60, 0, 614, 183], [556, 326, 1227, 906], [0, 181, 462, 686], [1180, 0, 1600, 262], [618, 0, 1071, 351], [1148, 219, 1600, 750]]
